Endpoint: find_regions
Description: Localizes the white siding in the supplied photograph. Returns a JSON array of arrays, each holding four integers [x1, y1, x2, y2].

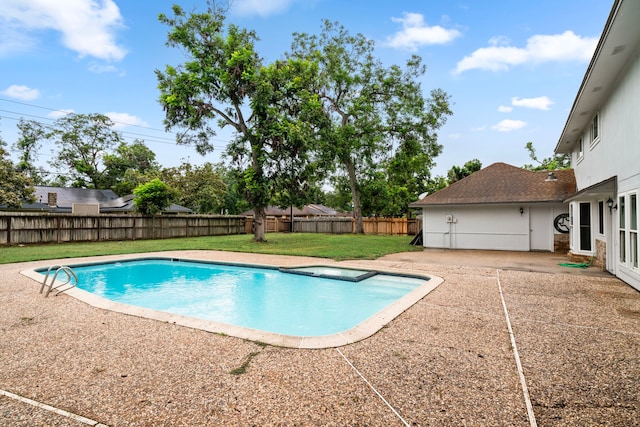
[[423, 205, 527, 251], [570, 49, 640, 291], [422, 204, 567, 252], [573, 51, 640, 191]]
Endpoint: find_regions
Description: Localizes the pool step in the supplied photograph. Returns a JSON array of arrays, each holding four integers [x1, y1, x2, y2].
[[39, 265, 78, 297]]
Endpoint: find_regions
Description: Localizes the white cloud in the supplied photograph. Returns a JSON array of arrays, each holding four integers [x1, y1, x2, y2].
[[47, 109, 74, 119], [105, 112, 148, 129], [448, 133, 462, 140], [1, 84, 40, 100], [232, 0, 296, 17], [385, 12, 462, 51], [498, 105, 513, 113], [471, 125, 487, 132], [0, 0, 126, 61], [455, 30, 597, 74], [511, 96, 553, 110], [88, 62, 119, 74], [492, 119, 527, 132]]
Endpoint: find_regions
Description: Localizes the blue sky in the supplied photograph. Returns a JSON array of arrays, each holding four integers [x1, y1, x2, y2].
[[0, 0, 612, 179]]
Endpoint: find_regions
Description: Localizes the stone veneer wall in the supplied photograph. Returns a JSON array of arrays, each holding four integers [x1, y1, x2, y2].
[[567, 238, 606, 271], [554, 234, 570, 253]]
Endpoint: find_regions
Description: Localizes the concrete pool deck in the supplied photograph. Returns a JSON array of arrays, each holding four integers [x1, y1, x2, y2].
[[1, 249, 639, 425]]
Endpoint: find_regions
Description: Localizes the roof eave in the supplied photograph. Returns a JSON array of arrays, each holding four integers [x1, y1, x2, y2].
[[555, 0, 640, 154]]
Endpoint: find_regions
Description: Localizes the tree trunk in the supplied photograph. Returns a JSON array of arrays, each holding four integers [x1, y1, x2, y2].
[[253, 204, 267, 242], [344, 157, 364, 234]]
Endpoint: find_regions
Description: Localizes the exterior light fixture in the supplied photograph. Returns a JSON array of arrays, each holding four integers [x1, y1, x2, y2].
[[519, 207, 524, 215], [607, 197, 616, 212]]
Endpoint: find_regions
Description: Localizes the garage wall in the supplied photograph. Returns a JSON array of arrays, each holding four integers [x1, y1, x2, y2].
[[421, 203, 568, 252], [423, 205, 529, 251]]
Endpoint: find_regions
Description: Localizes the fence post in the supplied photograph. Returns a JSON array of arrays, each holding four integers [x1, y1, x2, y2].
[[6, 215, 11, 246]]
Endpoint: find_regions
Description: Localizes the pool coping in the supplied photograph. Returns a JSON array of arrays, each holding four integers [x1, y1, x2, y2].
[[20, 254, 443, 349]]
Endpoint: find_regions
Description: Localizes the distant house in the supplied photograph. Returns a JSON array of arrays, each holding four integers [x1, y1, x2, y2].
[[554, 0, 640, 290], [410, 163, 576, 252], [19, 186, 192, 214], [241, 204, 341, 218]]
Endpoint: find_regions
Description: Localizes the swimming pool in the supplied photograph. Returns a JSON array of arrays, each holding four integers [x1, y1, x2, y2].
[[23, 255, 443, 348]]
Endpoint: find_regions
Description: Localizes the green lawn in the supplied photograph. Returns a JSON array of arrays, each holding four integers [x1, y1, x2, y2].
[[0, 233, 423, 264]]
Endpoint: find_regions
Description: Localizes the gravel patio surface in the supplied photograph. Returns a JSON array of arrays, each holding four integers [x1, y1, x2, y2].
[[1, 249, 639, 426]]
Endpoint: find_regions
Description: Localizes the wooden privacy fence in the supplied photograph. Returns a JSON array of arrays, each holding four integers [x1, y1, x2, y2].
[[247, 217, 420, 235], [1, 213, 419, 246], [0, 212, 246, 246]]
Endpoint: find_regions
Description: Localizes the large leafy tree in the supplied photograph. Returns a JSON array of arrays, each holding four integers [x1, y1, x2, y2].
[[289, 20, 452, 233], [16, 114, 160, 193], [214, 164, 250, 215], [0, 135, 35, 207], [48, 113, 124, 188], [156, 3, 322, 241], [133, 178, 176, 215], [102, 140, 161, 195], [447, 159, 482, 184], [161, 161, 226, 213], [13, 119, 48, 185]]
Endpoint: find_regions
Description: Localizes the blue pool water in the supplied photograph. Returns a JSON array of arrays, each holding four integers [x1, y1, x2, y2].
[[49, 258, 426, 336]]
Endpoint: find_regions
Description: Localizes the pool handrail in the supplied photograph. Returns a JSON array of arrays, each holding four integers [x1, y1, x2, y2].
[[40, 265, 78, 297]]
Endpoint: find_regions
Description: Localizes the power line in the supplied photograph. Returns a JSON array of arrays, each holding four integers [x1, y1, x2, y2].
[[0, 97, 233, 148]]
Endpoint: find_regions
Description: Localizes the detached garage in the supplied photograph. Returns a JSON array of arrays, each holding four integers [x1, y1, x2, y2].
[[410, 163, 576, 252]]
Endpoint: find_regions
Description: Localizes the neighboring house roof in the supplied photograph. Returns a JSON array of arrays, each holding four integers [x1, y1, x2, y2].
[[242, 204, 339, 217], [410, 163, 576, 207], [555, 0, 640, 153], [25, 186, 192, 214], [33, 186, 119, 207], [99, 194, 192, 214]]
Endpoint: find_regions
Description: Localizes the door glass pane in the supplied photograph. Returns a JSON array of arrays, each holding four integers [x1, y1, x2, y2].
[[620, 195, 626, 263], [579, 202, 591, 251], [633, 195, 639, 268], [598, 201, 604, 235], [631, 194, 637, 230], [631, 232, 638, 269]]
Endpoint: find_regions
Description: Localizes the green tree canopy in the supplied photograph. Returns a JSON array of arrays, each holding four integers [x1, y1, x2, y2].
[[133, 179, 175, 215], [156, 3, 322, 241], [161, 161, 227, 213], [0, 136, 35, 208], [48, 113, 124, 188], [523, 141, 571, 171], [102, 140, 161, 195], [289, 21, 452, 232], [13, 119, 48, 185], [447, 159, 482, 184]]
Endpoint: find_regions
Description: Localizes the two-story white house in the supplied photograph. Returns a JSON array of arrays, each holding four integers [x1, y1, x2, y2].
[[554, 0, 640, 291]]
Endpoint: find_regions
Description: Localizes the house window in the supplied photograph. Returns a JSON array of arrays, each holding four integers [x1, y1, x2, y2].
[[590, 113, 600, 146], [577, 137, 584, 159], [598, 200, 604, 235], [620, 195, 626, 263], [579, 202, 592, 251]]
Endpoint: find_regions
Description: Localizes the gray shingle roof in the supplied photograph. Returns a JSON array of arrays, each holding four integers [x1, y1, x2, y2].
[[410, 162, 576, 207], [28, 186, 192, 213], [32, 186, 119, 207]]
